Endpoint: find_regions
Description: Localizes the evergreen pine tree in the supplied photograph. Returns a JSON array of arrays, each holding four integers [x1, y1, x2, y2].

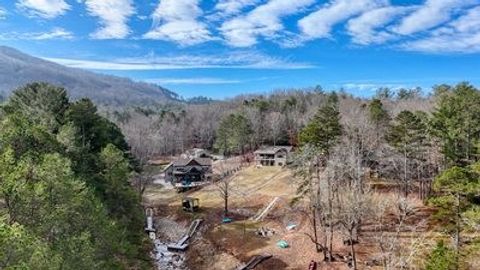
[[299, 95, 342, 155]]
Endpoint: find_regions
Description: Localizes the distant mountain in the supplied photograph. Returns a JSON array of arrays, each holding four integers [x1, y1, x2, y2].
[[0, 46, 180, 106]]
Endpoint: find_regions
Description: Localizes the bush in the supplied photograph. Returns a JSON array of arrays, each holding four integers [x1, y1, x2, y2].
[[425, 240, 457, 270]]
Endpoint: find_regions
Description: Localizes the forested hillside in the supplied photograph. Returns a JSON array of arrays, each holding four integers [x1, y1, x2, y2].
[[0, 46, 179, 106], [112, 86, 431, 161], [0, 83, 150, 269]]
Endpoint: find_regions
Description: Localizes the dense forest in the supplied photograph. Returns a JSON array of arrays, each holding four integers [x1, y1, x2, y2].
[[0, 83, 150, 269]]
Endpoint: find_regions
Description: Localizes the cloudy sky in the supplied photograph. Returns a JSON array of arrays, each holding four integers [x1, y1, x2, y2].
[[1, 0, 480, 98]]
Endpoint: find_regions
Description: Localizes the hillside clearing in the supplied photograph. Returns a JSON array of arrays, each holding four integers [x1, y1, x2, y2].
[[144, 165, 439, 270]]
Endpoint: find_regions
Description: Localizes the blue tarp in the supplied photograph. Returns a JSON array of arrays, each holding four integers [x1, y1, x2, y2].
[[222, 217, 233, 223], [277, 240, 289, 248]]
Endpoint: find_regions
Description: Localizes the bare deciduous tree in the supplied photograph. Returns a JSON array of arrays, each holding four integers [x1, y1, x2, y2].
[[267, 111, 284, 146], [216, 179, 231, 216], [336, 186, 375, 270]]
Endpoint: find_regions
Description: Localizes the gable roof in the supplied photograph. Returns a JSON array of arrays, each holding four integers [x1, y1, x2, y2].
[[171, 157, 212, 167], [254, 146, 293, 155]]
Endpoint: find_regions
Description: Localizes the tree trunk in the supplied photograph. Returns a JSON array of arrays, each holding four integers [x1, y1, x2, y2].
[[312, 207, 320, 253], [320, 152, 334, 262], [350, 230, 357, 270], [5, 196, 16, 225], [404, 146, 409, 197], [323, 226, 329, 261], [327, 176, 333, 262], [224, 194, 229, 216], [454, 192, 461, 269]]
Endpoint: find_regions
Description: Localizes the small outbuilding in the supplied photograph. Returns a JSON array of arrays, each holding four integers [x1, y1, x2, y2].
[[182, 197, 200, 212]]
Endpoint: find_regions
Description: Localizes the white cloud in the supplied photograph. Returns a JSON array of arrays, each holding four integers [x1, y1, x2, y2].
[[450, 5, 480, 32], [211, 0, 260, 19], [220, 0, 315, 47], [16, 0, 70, 19], [143, 0, 212, 46], [84, 0, 135, 39], [298, 0, 388, 40], [42, 51, 314, 70], [0, 6, 7, 19], [402, 6, 480, 53], [342, 83, 384, 91], [30, 27, 74, 40], [144, 77, 242, 85], [0, 27, 73, 40], [347, 6, 414, 45], [393, 0, 477, 35], [340, 83, 409, 94]]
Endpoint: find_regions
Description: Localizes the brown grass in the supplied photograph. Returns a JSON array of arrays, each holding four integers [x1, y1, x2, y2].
[[146, 165, 439, 270]]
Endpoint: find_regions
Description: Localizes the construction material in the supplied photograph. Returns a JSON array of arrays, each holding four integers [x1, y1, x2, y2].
[[167, 234, 190, 251], [145, 216, 155, 232], [187, 219, 202, 237], [178, 235, 190, 246], [236, 254, 273, 270], [166, 243, 189, 252], [154, 240, 186, 270], [144, 208, 156, 240], [251, 197, 279, 222], [286, 224, 297, 231], [167, 219, 203, 252], [255, 227, 275, 238]]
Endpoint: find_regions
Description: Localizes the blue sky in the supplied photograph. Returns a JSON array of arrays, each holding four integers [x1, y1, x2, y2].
[[1, 0, 480, 99]]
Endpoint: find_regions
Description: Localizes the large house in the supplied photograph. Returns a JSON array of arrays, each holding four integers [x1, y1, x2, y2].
[[254, 146, 293, 167], [164, 157, 213, 188]]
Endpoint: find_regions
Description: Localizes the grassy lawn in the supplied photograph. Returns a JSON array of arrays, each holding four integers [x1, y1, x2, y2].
[[188, 166, 294, 209]]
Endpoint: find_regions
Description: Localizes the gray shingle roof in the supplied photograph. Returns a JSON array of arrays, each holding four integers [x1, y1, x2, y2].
[[254, 146, 293, 155], [171, 157, 212, 167]]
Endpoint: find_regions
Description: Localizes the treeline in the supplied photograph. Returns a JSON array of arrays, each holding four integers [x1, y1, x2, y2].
[[0, 83, 150, 269], [111, 86, 432, 162], [112, 89, 336, 162]]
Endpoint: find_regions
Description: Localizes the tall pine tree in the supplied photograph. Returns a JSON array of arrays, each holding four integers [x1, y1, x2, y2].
[[387, 110, 429, 196], [431, 82, 480, 166], [299, 94, 342, 155]]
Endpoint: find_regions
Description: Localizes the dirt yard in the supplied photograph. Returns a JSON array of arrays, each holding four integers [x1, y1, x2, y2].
[[143, 165, 438, 270]]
